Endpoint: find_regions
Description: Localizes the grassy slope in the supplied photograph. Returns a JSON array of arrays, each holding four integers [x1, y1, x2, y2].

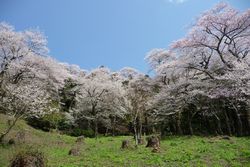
[[0, 114, 250, 167]]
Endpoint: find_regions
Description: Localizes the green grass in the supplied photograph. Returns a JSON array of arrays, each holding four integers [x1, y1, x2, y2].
[[0, 114, 249, 167]]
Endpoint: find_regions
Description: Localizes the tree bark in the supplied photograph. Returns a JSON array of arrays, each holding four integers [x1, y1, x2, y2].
[[133, 110, 139, 146], [105, 127, 109, 136], [214, 113, 223, 135], [133, 125, 138, 146], [91, 104, 98, 139], [188, 111, 193, 135], [231, 103, 243, 136], [94, 119, 98, 139], [111, 116, 116, 136], [176, 112, 183, 135], [144, 114, 149, 135], [224, 111, 232, 136], [138, 116, 142, 140], [188, 120, 193, 135]]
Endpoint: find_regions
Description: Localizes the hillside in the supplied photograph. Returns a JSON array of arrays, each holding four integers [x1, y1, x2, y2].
[[0, 114, 249, 167]]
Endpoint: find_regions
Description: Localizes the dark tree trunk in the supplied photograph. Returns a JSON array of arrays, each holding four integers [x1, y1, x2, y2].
[[87, 120, 91, 129], [94, 120, 98, 139], [138, 116, 142, 140], [232, 104, 243, 136], [176, 112, 183, 135], [134, 126, 138, 146], [224, 111, 232, 136], [214, 114, 223, 135], [188, 119, 193, 135], [144, 114, 149, 135], [105, 127, 109, 136], [187, 111, 193, 135], [133, 116, 139, 146], [111, 116, 116, 136], [91, 104, 98, 139]]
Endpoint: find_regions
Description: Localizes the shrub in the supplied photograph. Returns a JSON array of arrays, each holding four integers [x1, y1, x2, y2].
[[26, 112, 66, 132], [10, 149, 47, 167], [69, 128, 95, 138]]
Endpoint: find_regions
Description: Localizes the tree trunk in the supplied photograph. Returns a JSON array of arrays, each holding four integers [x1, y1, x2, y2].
[[133, 115, 140, 146], [188, 111, 193, 135], [92, 104, 98, 139], [232, 104, 243, 136], [87, 120, 91, 129], [112, 117, 116, 136], [134, 126, 138, 146], [105, 127, 109, 136], [144, 114, 149, 135], [214, 114, 223, 135], [176, 112, 183, 135], [138, 116, 142, 140], [224, 111, 232, 136], [188, 120, 193, 135], [94, 119, 98, 139]]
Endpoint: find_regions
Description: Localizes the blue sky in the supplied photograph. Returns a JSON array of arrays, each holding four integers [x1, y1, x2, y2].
[[0, 0, 249, 73]]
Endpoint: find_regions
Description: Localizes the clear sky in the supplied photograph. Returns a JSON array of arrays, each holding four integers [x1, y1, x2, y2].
[[0, 0, 249, 73]]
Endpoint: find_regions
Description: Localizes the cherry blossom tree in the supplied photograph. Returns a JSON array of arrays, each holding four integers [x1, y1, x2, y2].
[[118, 67, 156, 145], [0, 22, 48, 78], [0, 22, 50, 142], [72, 67, 126, 138], [0, 76, 50, 142], [146, 3, 250, 136], [0, 55, 51, 142], [0, 23, 78, 141], [171, 2, 250, 72]]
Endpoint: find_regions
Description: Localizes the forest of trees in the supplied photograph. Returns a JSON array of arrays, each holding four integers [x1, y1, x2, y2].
[[0, 3, 250, 146]]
